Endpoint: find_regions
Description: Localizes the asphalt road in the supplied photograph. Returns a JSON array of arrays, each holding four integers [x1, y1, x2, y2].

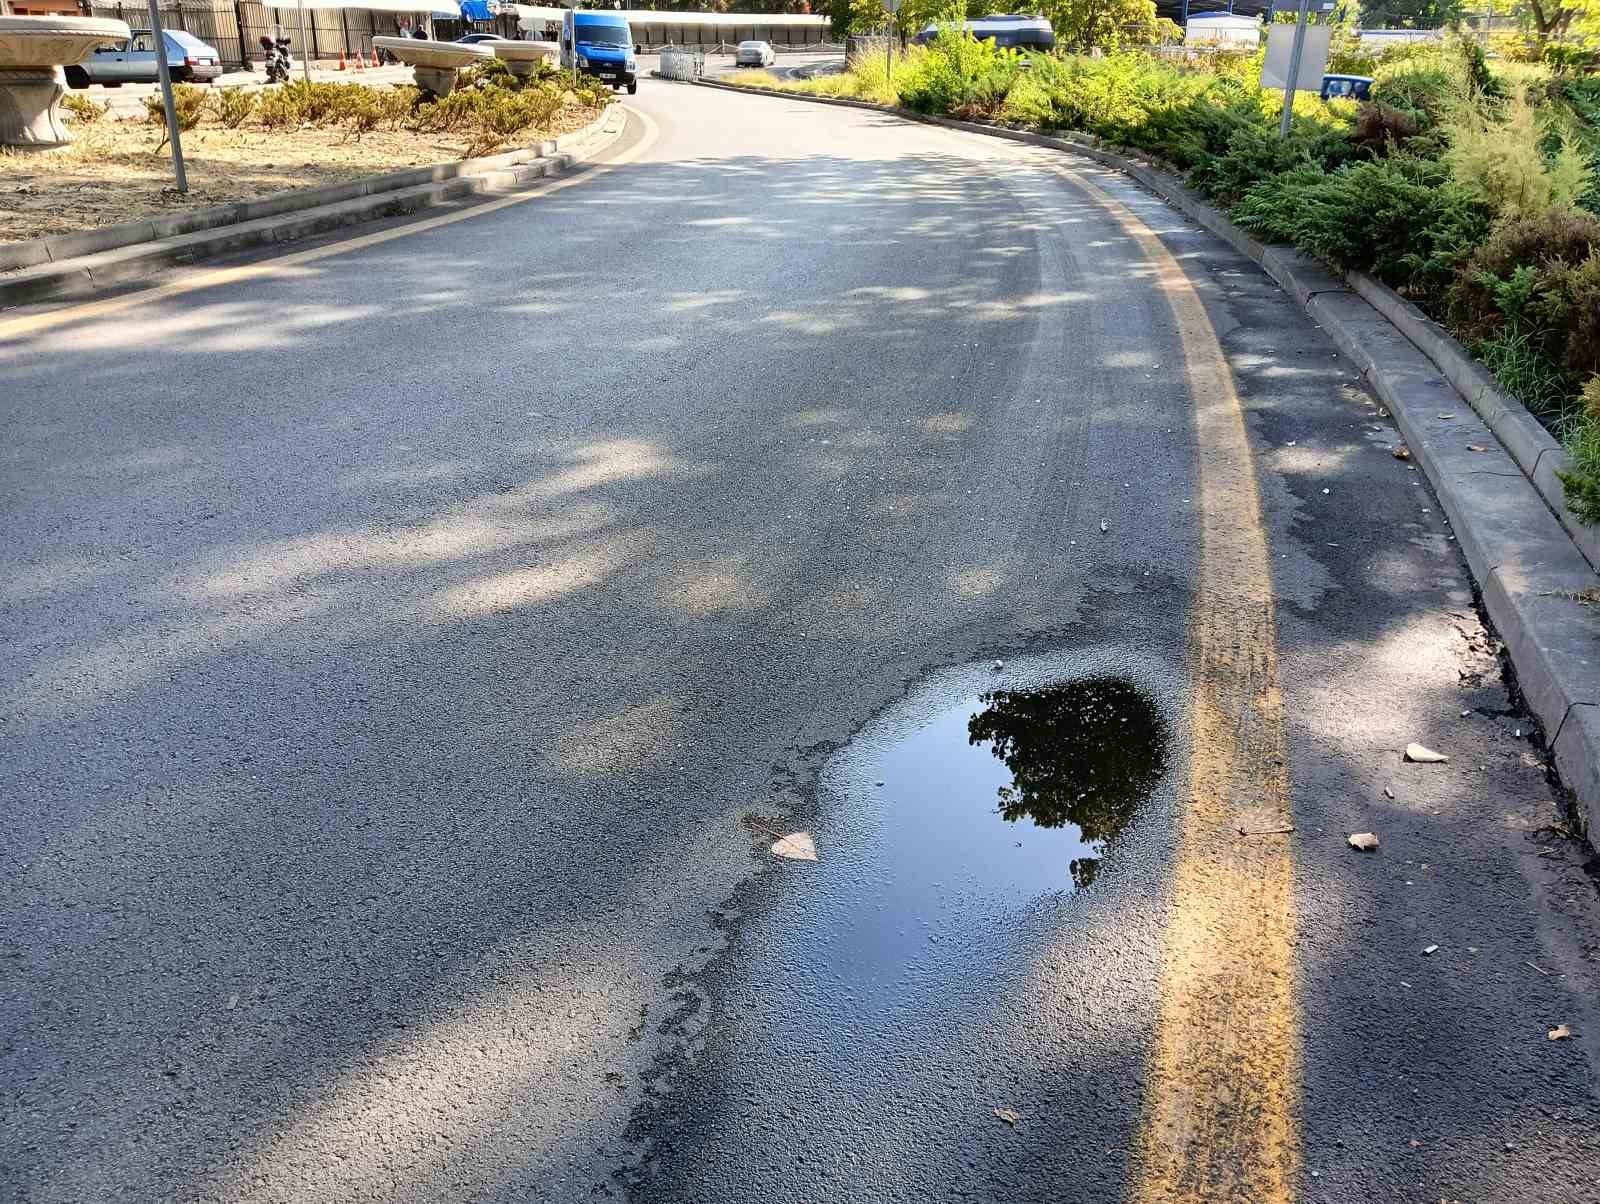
[[6, 81, 1600, 1203]]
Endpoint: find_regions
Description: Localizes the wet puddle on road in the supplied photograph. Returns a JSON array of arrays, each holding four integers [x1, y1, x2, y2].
[[791, 665, 1174, 997]]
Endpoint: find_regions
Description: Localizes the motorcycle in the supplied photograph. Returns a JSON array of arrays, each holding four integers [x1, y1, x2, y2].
[[259, 35, 293, 84]]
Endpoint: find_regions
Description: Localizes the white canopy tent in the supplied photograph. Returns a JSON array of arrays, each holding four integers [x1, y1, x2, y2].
[[510, 4, 831, 46]]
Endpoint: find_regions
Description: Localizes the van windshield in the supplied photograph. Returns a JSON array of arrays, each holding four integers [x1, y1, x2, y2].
[[575, 22, 630, 46]]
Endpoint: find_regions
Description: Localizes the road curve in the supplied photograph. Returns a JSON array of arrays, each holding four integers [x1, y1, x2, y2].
[[4, 79, 1600, 1204]]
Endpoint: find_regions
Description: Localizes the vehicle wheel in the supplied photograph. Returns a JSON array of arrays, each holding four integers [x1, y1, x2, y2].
[[626, 80, 637, 94], [63, 65, 89, 88]]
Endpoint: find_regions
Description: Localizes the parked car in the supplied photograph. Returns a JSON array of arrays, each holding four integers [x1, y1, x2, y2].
[[1320, 73, 1373, 101], [735, 39, 777, 67], [456, 32, 510, 43], [560, 9, 637, 94], [65, 28, 223, 87]]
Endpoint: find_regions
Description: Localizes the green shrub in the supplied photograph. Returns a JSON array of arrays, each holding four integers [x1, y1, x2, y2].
[[61, 92, 108, 124], [1186, 117, 1352, 204], [144, 82, 208, 131], [269, 79, 345, 125], [897, 29, 1017, 116], [1543, 43, 1600, 76], [1447, 212, 1600, 425], [1327, 43, 1379, 76], [1560, 376, 1600, 522], [459, 55, 515, 91], [338, 87, 390, 138], [1231, 156, 1491, 294], [999, 72, 1055, 126], [213, 87, 255, 128], [254, 87, 298, 128], [727, 68, 783, 89], [1562, 76, 1600, 133], [1446, 85, 1594, 221], [1478, 327, 1581, 424], [1370, 60, 1456, 129], [410, 81, 574, 153], [1456, 37, 1504, 103]]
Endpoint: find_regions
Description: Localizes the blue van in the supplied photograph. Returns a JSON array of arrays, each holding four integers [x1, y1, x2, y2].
[[562, 10, 638, 94]]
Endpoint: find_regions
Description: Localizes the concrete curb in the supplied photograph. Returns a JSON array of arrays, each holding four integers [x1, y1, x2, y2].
[[1345, 271, 1600, 576], [0, 104, 625, 307], [703, 78, 1600, 842]]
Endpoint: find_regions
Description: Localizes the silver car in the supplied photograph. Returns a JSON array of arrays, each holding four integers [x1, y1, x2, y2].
[[735, 39, 776, 67], [66, 28, 223, 87]]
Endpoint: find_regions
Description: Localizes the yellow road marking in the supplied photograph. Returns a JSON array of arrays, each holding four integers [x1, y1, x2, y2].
[[1052, 167, 1300, 1202], [0, 104, 659, 344]]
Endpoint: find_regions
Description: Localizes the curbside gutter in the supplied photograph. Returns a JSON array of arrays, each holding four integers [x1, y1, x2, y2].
[[699, 76, 1600, 844], [0, 104, 626, 309]]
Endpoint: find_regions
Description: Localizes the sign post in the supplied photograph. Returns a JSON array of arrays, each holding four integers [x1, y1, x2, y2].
[[1278, 0, 1310, 138], [882, 0, 899, 82], [145, 0, 187, 193], [1261, 0, 1329, 137]]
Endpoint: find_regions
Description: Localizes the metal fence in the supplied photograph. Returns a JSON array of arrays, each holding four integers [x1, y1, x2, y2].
[[88, 2, 520, 68]]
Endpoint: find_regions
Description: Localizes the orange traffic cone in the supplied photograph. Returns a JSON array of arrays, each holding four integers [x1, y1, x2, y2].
[[352, 49, 363, 71], [338, 47, 346, 69], [371, 47, 379, 67]]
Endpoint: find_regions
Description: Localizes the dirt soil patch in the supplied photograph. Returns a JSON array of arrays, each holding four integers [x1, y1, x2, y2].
[[0, 106, 604, 244]]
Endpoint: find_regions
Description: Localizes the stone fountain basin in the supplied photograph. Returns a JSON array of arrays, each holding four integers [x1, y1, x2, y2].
[[371, 37, 492, 71], [0, 15, 132, 69], [491, 41, 556, 65], [491, 40, 556, 75]]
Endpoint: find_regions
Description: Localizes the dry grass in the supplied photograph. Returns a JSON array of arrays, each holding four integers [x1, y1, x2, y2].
[[0, 104, 602, 244]]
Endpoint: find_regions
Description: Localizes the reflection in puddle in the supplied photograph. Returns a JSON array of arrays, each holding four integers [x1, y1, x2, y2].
[[873, 676, 1167, 900], [966, 678, 1169, 888], [816, 671, 1172, 992]]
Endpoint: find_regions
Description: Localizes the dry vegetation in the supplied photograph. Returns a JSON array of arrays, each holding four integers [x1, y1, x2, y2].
[[1, 68, 611, 243]]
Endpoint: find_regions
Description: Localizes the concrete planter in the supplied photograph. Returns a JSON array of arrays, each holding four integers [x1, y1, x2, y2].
[[0, 15, 130, 149], [492, 40, 556, 78], [371, 36, 491, 96]]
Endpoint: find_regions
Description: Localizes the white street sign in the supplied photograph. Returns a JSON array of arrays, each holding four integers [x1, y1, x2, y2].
[[1261, 22, 1331, 91]]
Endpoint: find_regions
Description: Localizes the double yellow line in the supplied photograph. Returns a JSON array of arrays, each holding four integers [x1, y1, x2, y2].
[[1061, 169, 1301, 1204], [0, 104, 659, 344]]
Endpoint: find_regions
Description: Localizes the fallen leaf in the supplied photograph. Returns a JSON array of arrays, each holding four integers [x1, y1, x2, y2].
[[1408, 1138, 1423, 1149], [994, 1107, 1022, 1126], [1406, 743, 1449, 763], [770, 832, 818, 861], [1549, 1024, 1575, 1041], [1392, 446, 1412, 460], [1348, 832, 1381, 851]]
